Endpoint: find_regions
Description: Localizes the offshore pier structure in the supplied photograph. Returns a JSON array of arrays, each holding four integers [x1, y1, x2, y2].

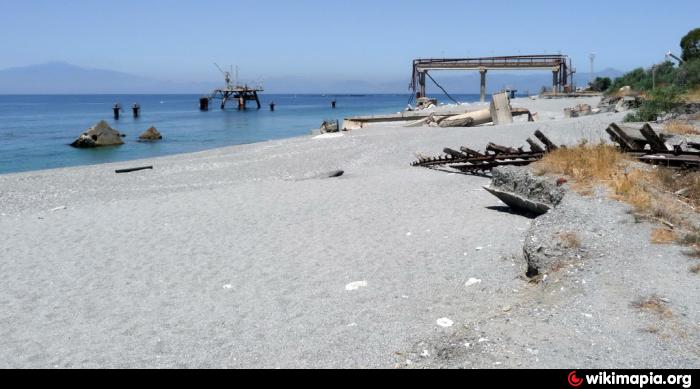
[[200, 64, 263, 111]]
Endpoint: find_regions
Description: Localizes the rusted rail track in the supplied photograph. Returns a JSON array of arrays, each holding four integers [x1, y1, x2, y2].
[[412, 123, 700, 176], [605, 123, 700, 169], [411, 131, 556, 174]]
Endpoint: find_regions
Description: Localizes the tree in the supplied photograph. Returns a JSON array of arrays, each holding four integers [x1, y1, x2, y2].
[[588, 77, 611, 92], [681, 28, 700, 62]]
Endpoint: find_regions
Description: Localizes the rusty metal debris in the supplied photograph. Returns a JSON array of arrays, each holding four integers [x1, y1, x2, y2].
[[413, 123, 700, 176], [411, 130, 559, 175], [606, 122, 700, 169]]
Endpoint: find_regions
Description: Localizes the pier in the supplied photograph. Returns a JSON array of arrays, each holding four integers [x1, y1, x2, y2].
[[204, 64, 263, 110], [411, 55, 574, 102], [209, 86, 263, 110]]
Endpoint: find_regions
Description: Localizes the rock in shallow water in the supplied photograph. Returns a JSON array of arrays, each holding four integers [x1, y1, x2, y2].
[[71, 120, 125, 148], [138, 126, 163, 141]]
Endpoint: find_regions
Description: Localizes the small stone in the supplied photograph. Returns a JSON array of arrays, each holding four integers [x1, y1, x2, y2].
[[476, 247, 484, 251], [420, 350, 430, 358], [465, 278, 482, 288], [345, 281, 368, 291], [222, 284, 233, 289], [436, 318, 454, 328]]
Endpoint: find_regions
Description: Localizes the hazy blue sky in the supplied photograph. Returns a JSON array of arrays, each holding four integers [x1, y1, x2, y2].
[[2, 0, 699, 83]]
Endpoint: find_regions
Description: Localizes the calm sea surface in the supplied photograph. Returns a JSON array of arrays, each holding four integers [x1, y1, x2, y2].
[[0, 94, 484, 175]]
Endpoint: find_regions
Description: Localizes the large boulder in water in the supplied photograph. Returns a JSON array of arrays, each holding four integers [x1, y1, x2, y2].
[[138, 126, 163, 141], [71, 120, 125, 148]]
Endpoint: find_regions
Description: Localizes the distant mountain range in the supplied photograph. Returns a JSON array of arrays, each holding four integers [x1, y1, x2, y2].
[[0, 62, 625, 95]]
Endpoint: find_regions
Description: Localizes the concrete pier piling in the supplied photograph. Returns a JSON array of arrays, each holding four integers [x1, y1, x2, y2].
[[269, 102, 276, 111], [479, 67, 488, 103], [132, 104, 140, 118], [113, 104, 122, 120], [199, 97, 209, 111]]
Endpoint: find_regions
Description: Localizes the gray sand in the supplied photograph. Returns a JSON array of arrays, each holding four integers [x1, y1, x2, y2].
[[1, 97, 698, 368]]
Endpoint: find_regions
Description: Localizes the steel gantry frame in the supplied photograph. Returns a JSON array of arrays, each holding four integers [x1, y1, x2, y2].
[[411, 55, 574, 102]]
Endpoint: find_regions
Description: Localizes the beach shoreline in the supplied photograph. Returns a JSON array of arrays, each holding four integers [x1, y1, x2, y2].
[[2, 96, 698, 368]]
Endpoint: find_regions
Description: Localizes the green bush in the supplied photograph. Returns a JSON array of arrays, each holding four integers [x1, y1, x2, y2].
[[676, 58, 700, 88], [624, 85, 686, 122], [609, 68, 649, 92], [589, 77, 611, 92], [681, 28, 700, 62], [608, 61, 679, 94]]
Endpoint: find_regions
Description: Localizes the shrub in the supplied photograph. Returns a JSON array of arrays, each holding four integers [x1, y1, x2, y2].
[[589, 77, 611, 92], [681, 28, 700, 62], [676, 59, 700, 88], [624, 85, 685, 122], [608, 62, 680, 94], [609, 67, 649, 93]]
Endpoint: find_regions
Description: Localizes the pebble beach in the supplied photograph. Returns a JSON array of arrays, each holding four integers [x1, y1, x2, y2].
[[2, 96, 699, 368]]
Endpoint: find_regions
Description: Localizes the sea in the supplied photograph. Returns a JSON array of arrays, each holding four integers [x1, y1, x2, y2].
[[0, 94, 484, 175]]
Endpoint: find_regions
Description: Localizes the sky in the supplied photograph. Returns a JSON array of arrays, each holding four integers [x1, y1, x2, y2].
[[2, 0, 699, 83]]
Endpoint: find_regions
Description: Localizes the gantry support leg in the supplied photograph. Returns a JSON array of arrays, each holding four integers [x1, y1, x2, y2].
[[479, 67, 488, 103], [418, 71, 426, 98], [552, 67, 560, 95]]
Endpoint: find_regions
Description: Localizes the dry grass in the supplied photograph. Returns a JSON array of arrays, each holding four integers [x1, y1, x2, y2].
[[535, 144, 657, 212], [664, 120, 699, 135], [651, 228, 677, 244], [557, 231, 581, 249], [690, 264, 700, 274], [632, 295, 673, 318], [684, 87, 700, 103], [609, 170, 653, 212], [534, 144, 628, 185], [536, 143, 700, 264], [652, 169, 700, 208]]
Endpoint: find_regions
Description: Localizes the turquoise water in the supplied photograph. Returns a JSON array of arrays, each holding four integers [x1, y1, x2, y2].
[[0, 94, 483, 174]]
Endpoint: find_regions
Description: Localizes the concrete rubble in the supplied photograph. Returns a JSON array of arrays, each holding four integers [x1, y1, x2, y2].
[[484, 166, 566, 216], [138, 127, 163, 141], [70, 120, 125, 148]]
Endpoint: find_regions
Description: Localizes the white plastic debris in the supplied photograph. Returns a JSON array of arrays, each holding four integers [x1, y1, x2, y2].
[[50, 206, 67, 212], [436, 318, 454, 328], [478, 338, 489, 343], [406, 232, 412, 237], [347, 323, 358, 327], [222, 284, 233, 290], [345, 281, 368, 291], [465, 278, 482, 288], [420, 350, 430, 358]]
